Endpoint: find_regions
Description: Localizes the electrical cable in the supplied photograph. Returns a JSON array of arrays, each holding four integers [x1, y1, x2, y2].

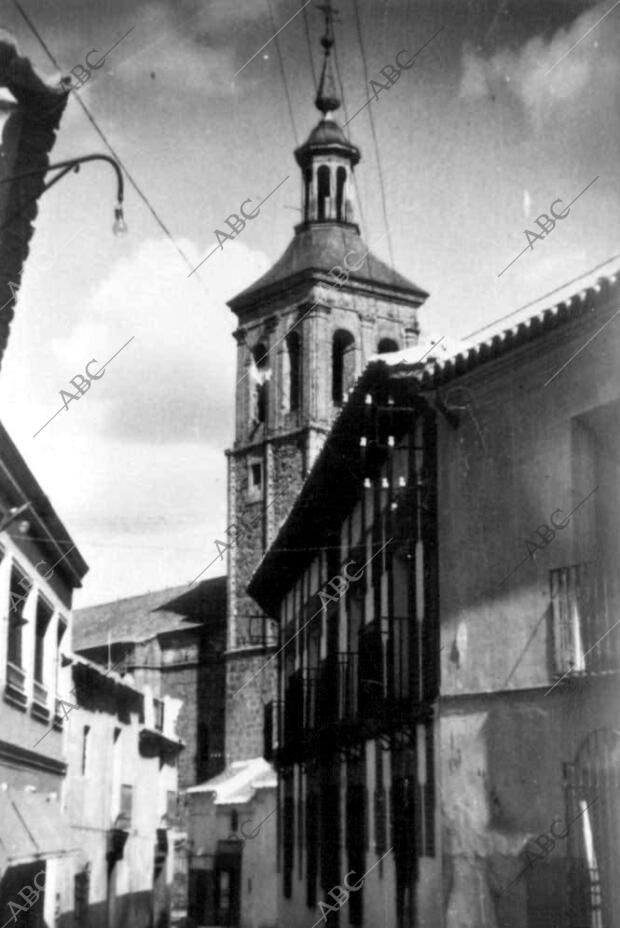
[[301, 0, 318, 92], [265, 0, 300, 148], [464, 251, 620, 341], [332, 18, 367, 240], [12, 0, 203, 284], [351, 0, 396, 278]]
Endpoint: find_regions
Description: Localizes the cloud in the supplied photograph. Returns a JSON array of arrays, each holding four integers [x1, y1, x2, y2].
[[111, 0, 271, 96], [459, 1, 620, 121], [43, 234, 270, 444]]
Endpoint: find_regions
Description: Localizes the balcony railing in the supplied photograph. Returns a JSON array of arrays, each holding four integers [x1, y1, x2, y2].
[[6, 661, 26, 694], [6, 661, 27, 707], [303, 668, 320, 733], [235, 614, 278, 649], [317, 653, 358, 729], [550, 564, 620, 677], [273, 616, 437, 763], [32, 680, 48, 706]]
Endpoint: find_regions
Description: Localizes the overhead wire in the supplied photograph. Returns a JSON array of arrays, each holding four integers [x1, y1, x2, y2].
[[351, 0, 396, 275], [464, 251, 620, 341], [266, 0, 300, 148], [332, 16, 367, 241], [12, 0, 204, 285], [301, 0, 318, 91]]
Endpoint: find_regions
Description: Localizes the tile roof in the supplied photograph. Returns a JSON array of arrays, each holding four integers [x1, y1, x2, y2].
[[398, 265, 620, 388], [0, 36, 69, 369], [73, 576, 226, 651], [229, 222, 427, 312]]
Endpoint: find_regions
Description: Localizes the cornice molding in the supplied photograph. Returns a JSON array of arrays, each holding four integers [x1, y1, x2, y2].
[[0, 737, 66, 777]]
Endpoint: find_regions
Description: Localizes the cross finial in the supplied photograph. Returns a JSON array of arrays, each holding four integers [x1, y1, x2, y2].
[[317, 1, 339, 48]]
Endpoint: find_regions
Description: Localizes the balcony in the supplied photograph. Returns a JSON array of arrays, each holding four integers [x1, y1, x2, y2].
[[31, 679, 50, 721], [5, 661, 27, 707], [318, 653, 358, 729], [273, 617, 436, 764], [118, 783, 133, 828], [32, 680, 48, 706], [550, 563, 620, 678]]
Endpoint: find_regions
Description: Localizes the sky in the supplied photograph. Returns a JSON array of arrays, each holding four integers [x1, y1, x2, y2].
[[0, 0, 618, 607]]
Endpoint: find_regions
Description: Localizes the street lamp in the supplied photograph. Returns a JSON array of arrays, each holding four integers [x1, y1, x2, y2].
[[0, 153, 126, 235]]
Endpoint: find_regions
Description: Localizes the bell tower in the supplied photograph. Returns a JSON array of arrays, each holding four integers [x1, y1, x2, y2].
[[223, 0, 428, 761]]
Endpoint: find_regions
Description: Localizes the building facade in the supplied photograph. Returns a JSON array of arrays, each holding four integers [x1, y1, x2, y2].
[[61, 655, 183, 928], [0, 421, 88, 928], [186, 758, 277, 928], [74, 578, 228, 918], [250, 269, 620, 927]]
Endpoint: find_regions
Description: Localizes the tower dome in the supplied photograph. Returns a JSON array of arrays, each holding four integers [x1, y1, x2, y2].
[[294, 0, 361, 229]]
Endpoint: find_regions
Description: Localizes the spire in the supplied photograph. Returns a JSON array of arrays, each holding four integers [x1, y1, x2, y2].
[[315, 1, 340, 117]]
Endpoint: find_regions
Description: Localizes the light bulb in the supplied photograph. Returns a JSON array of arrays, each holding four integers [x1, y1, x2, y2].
[[113, 205, 127, 236]]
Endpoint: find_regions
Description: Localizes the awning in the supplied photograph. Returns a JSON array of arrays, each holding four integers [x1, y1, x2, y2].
[[0, 788, 79, 872]]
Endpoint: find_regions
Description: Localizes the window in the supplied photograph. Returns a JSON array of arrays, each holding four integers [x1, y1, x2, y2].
[[230, 809, 238, 833], [73, 868, 90, 927], [303, 168, 312, 222], [336, 166, 346, 221], [250, 462, 262, 490], [120, 784, 133, 826], [197, 722, 210, 780], [250, 344, 269, 425], [8, 565, 30, 668], [111, 727, 122, 818], [377, 338, 399, 354], [167, 791, 178, 825], [332, 329, 355, 405], [81, 725, 90, 775], [34, 595, 53, 684], [286, 332, 301, 412], [55, 618, 67, 689], [565, 729, 620, 927], [317, 165, 330, 221], [153, 697, 164, 732]]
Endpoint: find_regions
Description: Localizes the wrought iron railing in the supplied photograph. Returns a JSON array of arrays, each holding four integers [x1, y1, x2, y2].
[[317, 653, 358, 728], [274, 617, 436, 763], [550, 564, 620, 677]]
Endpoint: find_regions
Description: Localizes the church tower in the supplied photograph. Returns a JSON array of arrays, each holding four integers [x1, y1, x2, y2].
[[224, 2, 428, 761]]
